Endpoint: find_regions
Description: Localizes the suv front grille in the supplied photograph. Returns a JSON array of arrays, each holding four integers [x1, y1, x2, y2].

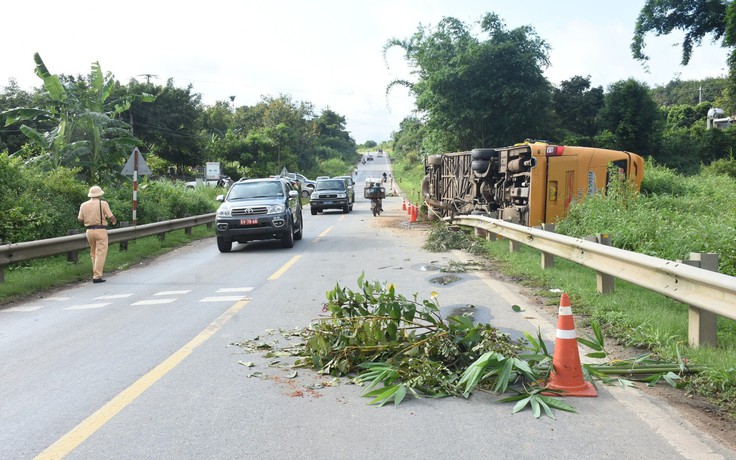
[[232, 206, 269, 216], [317, 193, 340, 199]]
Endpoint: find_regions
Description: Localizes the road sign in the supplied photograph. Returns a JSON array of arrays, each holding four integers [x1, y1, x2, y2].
[[121, 147, 152, 176]]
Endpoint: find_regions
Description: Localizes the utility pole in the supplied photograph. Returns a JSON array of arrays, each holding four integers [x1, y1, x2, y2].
[[137, 73, 158, 84]]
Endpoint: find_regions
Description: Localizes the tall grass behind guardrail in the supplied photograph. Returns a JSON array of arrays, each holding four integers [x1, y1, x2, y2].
[[556, 160, 736, 276]]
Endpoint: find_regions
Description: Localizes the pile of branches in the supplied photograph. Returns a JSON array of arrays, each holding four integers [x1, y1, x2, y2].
[[237, 276, 700, 418]]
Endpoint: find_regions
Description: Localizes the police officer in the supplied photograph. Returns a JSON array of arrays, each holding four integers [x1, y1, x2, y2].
[[78, 186, 117, 283]]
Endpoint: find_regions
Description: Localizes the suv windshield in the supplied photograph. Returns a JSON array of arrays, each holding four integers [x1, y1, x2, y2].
[[316, 180, 346, 191], [228, 181, 283, 200]]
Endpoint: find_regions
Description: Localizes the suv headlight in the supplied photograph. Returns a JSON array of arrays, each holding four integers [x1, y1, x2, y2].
[[337, 192, 347, 198], [267, 203, 286, 214], [310, 192, 319, 199], [216, 204, 232, 218]]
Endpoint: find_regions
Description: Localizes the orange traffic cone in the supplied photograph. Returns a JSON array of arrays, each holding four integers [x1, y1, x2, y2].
[[406, 202, 412, 215], [402, 199, 407, 211], [545, 293, 597, 397], [410, 204, 418, 223]]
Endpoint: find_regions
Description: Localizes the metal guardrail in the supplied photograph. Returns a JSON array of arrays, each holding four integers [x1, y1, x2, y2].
[[447, 215, 736, 347], [0, 213, 215, 267]]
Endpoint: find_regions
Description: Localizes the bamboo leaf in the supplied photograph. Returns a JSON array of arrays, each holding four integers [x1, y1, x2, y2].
[[537, 395, 576, 413], [512, 396, 532, 414], [530, 397, 541, 418]]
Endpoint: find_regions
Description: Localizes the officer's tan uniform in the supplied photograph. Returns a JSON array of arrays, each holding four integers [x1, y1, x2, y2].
[[78, 186, 116, 282]]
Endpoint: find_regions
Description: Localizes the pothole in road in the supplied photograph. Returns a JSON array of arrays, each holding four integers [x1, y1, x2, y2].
[[440, 303, 491, 324], [416, 263, 443, 272], [429, 274, 462, 285]]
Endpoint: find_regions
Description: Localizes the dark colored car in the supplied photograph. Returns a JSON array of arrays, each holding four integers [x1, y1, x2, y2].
[[333, 175, 356, 204], [310, 178, 352, 214], [215, 178, 303, 252]]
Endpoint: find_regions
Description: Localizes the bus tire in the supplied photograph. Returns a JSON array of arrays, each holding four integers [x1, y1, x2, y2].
[[471, 159, 490, 173], [471, 148, 496, 160]]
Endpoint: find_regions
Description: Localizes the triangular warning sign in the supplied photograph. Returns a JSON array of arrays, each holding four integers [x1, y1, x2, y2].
[[121, 147, 153, 176]]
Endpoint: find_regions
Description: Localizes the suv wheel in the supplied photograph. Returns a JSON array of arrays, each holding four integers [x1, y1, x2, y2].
[[310, 206, 318, 215], [301, 189, 310, 198], [281, 218, 295, 248], [294, 211, 303, 240], [343, 203, 350, 213], [217, 236, 232, 253]]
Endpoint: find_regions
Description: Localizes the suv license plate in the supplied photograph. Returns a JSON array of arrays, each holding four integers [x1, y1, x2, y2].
[[323, 201, 334, 204], [240, 218, 258, 225]]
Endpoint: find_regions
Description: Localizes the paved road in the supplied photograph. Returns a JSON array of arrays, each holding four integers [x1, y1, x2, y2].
[[1, 156, 733, 459]]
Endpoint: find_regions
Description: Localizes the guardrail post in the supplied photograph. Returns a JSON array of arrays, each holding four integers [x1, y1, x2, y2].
[[502, 218, 520, 252], [581, 234, 615, 294], [67, 229, 84, 264], [157, 218, 166, 241], [682, 253, 719, 348], [596, 234, 614, 294], [184, 215, 192, 235], [119, 222, 129, 251], [540, 223, 555, 269]]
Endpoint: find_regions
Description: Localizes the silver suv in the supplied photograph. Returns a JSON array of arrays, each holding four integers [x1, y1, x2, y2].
[[215, 178, 303, 252]]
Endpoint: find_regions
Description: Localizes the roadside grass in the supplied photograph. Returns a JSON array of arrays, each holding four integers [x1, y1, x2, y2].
[[0, 225, 215, 305]]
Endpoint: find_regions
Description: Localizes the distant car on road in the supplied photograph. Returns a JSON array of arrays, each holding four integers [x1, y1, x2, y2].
[[310, 178, 352, 214], [282, 172, 316, 197], [185, 176, 232, 189], [215, 178, 303, 252]]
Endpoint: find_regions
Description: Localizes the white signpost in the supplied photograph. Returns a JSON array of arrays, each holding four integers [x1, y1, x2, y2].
[[121, 147, 152, 225]]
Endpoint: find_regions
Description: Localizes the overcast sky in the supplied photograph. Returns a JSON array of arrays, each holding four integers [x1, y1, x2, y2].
[[2, 0, 730, 143]]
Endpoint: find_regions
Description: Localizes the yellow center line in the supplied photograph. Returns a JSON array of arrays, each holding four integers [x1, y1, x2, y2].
[[35, 298, 251, 460], [267, 255, 302, 280], [313, 225, 334, 243]]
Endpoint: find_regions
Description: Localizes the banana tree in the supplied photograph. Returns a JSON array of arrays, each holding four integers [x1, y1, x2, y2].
[[2, 53, 153, 183]]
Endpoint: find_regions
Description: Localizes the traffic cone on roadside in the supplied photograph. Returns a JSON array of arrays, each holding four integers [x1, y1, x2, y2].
[[406, 202, 412, 215], [410, 204, 418, 223], [402, 199, 407, 211], [544, 293, 597, 397]]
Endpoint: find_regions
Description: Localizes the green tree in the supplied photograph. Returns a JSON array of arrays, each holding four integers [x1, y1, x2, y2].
[[124, 78, 203, 169], [552, 75, 604, 140], [632, 0, 736, 112], [2, 53, 147, 183], [0, 79, 35, 153], [313, 108, 357, 165], [598, 79, 662, 157], [385, 13, 553, 152], [391, 116, 425, 161]]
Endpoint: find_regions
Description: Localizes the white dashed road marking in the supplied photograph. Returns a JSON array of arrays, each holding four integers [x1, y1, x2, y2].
[[95, 294, 134, 300], [3, 287, 255, 312], [155, 290, 192, 296], [65, 303, 111, 311], [2, 306, 44, 312], [216, 287, 253, 293], [131, 299, 177, 306]]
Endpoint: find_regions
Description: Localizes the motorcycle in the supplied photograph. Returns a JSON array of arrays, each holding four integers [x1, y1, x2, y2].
[[364, 178, 386, 217]]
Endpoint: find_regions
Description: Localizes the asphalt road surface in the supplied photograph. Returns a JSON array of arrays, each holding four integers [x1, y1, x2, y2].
[[1, 156, 734, 459]]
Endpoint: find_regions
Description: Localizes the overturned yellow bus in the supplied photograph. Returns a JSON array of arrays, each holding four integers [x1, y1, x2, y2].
[[422, 141, 644, 227]]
